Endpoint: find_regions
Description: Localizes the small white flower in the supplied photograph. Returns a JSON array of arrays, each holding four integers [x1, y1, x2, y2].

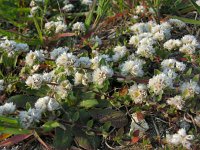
[[180, 80, 200, 99], [55, 21, 67, 33], [163, 69, 177, 79], [91, 55, 111, 69], [179, 44, 196, 55], [129, 35, 140, 46], [181, 35, 199, 47], [136, 45, 155, 59], [112, 46, 127, 62], [63, 4, 74, 12], [128, 84, 147, 104], [167, 95, 184, 110], [19, 108, 42, 129], [25, 50, 45, 66], [121, 59, 145, 77], [56, 52, 77, 67], [197, 0, 200, 6], [161, 59, 186, 72], [50, 47, 69, 59], [92, 66, 113, 85], [135, 5, 146, 14], [163, 39, 182, 51], [26, 74, 43, 89], [168, 19, 186, 29], [30, 6, 40, 15], [47, 98, 60, 111], [54, 80, 72, 99], [35, 96, 50, 111], [42, 72, 53, 83], [0, 39, 29, 54], [148, 73, 173, 95], [45, 21, 55, 30], [72, 22, 86, 32], [166, 128, 194, 149], [19, 111, 34, 128], [90, 36, 102, 46], [0, 80, 4, 91], [0, 102, 16, 115], [130, 23, 151, 34], [75, 57, 91, 68], [82, 0, 93, 5], [74, 72, 91, 86]]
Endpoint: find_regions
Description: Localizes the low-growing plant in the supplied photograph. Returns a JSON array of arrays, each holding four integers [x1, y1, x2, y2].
[[0, 0, 200, 149]]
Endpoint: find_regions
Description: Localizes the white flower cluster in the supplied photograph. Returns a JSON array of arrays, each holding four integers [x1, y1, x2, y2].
[[121, 59, 145, 77], [0, 102, 16, 115], [135, 5, 146, 14], [25, 50, 45, 66], [45, 21, 67, 33], [82, 0, 93, 5], [134, 4, 155, 17], [62, 1, 74, 12], [112, 46, 127, 62], [161, 59, 186, 72], [35, 96, 59, 111], [75, 57, 91, 68], [91, 54, 111, 69], [197, 0, 200, 6], [92, 66, 113, 86], [167, 95, 184, 110], [0, 39, 29, 56], [50, 47, 69, 59], [168, 19, 186, 29], [74, 72, 91, 86], [128, 84, 147, 104], [30, 6, 40, 15], [0, 80, 4, 91], [164, 35, 199, 55], [163, 39, 182, 51], [180, 80, 200, 99], [179, 35, 199, 55], [166, 128, 194, 149], [128, 21, 180, 59], [56, 52, 77, 67], [26, 74, 43, 89], [148, 73, 173, 95], [19, 96, 59, 128], [90, 36, 102, 46], [72, 22, 86, 32], [54, 80, 72, 99]]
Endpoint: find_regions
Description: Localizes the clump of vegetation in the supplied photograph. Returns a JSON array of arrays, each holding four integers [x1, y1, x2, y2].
[[0, 0, 200, 149]]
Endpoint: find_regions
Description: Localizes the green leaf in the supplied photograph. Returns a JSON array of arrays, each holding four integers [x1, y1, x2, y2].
[[7, 95, 38, 108], [0, 52, 18, 68], [192, 74, 199, 82], [90, 109, 128, 128], [86, 120, 94, 128], [25, 102, 31, 111], [185, 68, 192, 77], [74, 129, 100, 150], [189, 0, 200, 13], [169, 15, 200, 25], [54, 127, 73, 150], [79, 99, 99, 108], [72, 111, 80, 122], [85, 1, 96, 29], [42, 121, 60, 132], [0, 127, 31, 134], [0, 116, 18, 125], [33, 17, 43, 44], [103, 121, 111, 131], [154, 69, 162, 75]]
